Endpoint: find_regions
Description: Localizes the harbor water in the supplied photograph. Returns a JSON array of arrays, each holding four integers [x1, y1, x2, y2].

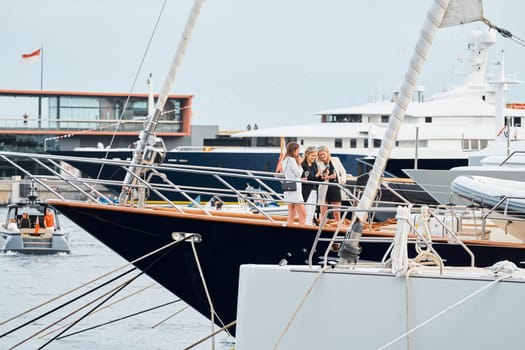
[[0, 208, 234, 350]]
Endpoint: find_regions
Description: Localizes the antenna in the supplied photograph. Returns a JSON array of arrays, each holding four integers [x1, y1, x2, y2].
[[27, 180, 38, 203]]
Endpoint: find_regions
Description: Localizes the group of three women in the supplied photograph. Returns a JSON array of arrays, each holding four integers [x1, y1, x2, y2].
[[281, 142, 347, 226]]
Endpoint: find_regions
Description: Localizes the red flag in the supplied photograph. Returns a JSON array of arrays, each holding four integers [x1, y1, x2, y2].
[[21, 48, 41, 63]]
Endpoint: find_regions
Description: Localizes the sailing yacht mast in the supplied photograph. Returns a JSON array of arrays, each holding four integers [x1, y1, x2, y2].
[[119, 0, 205, 205], [339, 0, 486, 263]]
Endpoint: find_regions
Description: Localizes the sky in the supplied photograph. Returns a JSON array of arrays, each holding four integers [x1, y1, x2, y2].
[[1, 0, 524, 130]]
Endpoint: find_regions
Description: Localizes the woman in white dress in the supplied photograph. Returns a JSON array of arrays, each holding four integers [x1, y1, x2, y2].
[[281, 142, 306, 225]]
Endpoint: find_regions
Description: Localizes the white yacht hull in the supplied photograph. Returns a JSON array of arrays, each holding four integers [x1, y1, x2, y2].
[[236, 264, 525, 350]]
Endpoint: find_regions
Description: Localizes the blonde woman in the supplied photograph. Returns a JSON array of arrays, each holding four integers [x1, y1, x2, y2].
[[316, 145, 347, 223], [301, 146, 323, 225], [281, 142, 306, 225]]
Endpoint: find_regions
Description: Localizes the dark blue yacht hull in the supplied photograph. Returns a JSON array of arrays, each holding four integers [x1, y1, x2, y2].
[[48, 200, 525, 336]]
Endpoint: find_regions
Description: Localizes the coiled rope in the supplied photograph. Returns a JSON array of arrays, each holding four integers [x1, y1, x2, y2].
[[412, 206, 442, 267], [488, 260, 518, 273], [391, 206, 411, 276]]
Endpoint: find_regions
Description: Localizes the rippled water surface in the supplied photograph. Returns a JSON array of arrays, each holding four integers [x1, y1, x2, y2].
[[0, 208, 234, 350]]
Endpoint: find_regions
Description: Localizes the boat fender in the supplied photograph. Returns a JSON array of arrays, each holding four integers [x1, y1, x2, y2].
[[338, 220, 363, 263]]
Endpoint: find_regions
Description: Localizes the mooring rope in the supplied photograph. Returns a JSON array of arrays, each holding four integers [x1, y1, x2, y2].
[[1, 267, 137, 340], [35, 235, 193, 349], [150, 305, 190, 328], [36, 273, 143, 349], [8, 275, 139, 350], [38, 283, 155, 338], [1, 238, 181, 328], [403, 268, 415, 350], [182, 320, 237, 350], [56, 300, 181, 340], [190, 239, 217, 350], [4, 235, 192, 349]]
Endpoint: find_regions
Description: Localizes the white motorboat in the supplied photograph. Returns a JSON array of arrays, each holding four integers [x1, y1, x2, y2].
[[451, 175, 525, 240], [451, 175, 525, 213], [404, 142, 525, 205], [0, 189, 69, 254]]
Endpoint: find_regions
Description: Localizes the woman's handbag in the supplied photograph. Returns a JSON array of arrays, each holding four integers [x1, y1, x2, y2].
[[281, 180, 297, 192], [281, 158, 297, 192]]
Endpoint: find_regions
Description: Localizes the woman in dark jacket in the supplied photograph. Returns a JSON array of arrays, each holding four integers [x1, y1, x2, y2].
[[301, 146, 323, 225]]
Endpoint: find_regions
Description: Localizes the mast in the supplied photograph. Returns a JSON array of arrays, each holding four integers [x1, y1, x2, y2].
[[119, 0, 205, 205], [494, 51, 507, 145], [148, 73, 155, 116], [339, 0, 484, 264], [38, 44, 44, 129], [493, 51, 522, 150]]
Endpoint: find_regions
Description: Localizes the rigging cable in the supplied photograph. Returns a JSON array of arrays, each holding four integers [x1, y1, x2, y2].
[[482, 17, 525, 48], [94, 0, 169, 182]]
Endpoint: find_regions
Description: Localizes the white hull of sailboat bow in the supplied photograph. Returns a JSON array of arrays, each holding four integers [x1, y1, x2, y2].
[[235, 264, 525, 350]]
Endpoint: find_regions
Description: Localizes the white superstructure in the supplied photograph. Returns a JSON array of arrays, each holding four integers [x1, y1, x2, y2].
[[233, 30, 524, 162]]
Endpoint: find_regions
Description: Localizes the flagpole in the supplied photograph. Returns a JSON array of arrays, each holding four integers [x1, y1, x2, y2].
[[38, 44, 43, 128]]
